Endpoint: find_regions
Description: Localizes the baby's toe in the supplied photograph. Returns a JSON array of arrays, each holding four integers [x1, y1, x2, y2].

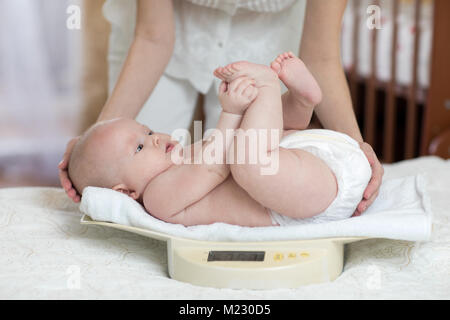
[[270, 61, 282, 74], [214, 68, 225, 80]]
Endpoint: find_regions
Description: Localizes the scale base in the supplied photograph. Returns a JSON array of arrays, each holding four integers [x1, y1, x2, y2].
[[80, 215, 366, 290], [168, 237, 362, 290]]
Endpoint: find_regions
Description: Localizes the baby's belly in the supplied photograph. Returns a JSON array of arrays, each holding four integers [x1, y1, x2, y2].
[[184, 176, 274, 227]]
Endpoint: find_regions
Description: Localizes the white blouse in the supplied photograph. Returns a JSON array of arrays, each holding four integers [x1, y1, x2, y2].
[[103, 0, 307, 94]]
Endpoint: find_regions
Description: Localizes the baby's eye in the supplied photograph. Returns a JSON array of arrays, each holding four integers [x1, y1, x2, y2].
[[136, 144, 143, 153], [148, 131, 153, 136]]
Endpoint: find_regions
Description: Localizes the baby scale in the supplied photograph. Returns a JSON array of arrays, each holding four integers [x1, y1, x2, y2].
[[81, 214, 367, 289]]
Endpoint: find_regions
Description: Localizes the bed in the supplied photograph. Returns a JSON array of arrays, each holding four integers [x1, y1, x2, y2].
[[0, 156, 448, 299]]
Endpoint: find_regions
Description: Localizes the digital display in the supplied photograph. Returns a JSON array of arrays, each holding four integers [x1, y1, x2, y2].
[[207, 251, 265, 262]]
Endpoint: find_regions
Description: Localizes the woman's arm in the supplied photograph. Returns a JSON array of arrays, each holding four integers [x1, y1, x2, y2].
[[59, 0, 175, 202], [299, 0, 383, 215], [97, 0, 175, 121], [299, 0, 361, 140]]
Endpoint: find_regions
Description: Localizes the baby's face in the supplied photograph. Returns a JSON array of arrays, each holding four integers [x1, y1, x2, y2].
[[96, 118, 178, 198]]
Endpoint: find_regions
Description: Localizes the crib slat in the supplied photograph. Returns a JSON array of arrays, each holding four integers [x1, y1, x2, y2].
[[420, 0, 450, 157], [383, 0, 399, 163], [364, 0, 379, 147], [405, 0, 422, 159]]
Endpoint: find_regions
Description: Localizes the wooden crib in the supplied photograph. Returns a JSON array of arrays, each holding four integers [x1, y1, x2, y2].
[[343, 0, 450, 162]]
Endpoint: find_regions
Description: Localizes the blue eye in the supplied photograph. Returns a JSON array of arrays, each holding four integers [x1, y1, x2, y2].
[[136, 144, 143, 153]]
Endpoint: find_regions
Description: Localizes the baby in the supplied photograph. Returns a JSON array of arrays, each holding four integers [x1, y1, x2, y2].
[[69, 52, 371, 227]]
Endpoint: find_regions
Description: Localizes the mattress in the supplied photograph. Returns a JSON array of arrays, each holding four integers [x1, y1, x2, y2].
[[0, 156, 449, 299]]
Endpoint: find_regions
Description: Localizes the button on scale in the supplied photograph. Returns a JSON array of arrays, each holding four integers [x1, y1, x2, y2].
[[273, 251, 310, 261], [273, 253, 284, 261]]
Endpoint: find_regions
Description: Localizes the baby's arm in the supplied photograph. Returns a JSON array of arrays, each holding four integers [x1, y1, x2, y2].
[[143, 79, 257, 222], [143, 112, 240, 221]]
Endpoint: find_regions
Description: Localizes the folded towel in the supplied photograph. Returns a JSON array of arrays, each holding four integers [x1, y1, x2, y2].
[[79, 173, 432, 242]]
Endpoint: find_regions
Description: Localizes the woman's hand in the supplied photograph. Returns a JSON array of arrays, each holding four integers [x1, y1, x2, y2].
[[352, 142, 384, 217], [58, 136, 81, 203]]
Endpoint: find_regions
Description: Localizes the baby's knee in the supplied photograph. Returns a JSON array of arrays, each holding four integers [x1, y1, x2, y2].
[[230, 162, 259, 189]]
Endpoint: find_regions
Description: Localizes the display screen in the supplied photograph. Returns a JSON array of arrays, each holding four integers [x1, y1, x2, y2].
[[207, 251, 265, 262]]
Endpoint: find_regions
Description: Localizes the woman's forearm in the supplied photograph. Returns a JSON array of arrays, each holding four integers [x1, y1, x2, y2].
[[97, 36, 174, 122], [299, 0, 362, 142], [307, 58, 363, 142]]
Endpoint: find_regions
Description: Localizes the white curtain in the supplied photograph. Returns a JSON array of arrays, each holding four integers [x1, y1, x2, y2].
[[0, 0, 82, 144]]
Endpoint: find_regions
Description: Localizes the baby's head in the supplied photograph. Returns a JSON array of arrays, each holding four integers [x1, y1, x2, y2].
[[69, 118, 177, 201]]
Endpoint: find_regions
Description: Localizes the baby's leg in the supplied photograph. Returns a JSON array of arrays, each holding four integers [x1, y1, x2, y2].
[[215, 62, 337, 219], [233, 146, 337, 219], [215, 61, 282, 152], [271, 52, 322, 130]]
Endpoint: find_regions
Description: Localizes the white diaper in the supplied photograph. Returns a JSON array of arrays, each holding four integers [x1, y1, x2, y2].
[[269, 129, 372, 226]]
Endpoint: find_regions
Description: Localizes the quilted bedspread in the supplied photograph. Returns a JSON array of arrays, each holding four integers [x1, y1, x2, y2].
[[0, 156, 449, 299]]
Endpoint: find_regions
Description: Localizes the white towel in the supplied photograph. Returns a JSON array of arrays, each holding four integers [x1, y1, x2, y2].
[[79, 173, 432, 242]]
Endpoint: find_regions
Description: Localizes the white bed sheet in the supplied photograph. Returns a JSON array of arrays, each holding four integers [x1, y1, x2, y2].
[[0, 156, 449, 299]]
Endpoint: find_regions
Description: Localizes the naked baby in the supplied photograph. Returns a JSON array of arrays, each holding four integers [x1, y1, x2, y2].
[[69, 52, 371, 227]]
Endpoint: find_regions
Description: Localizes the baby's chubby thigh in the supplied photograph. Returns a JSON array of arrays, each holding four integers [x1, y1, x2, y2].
[[276, 129, 373, 223], [281, 148, 338, 217], [230, 146, 338, 220]]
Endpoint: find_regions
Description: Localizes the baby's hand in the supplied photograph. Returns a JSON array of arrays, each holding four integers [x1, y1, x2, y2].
[[218, 77, 258, 115]]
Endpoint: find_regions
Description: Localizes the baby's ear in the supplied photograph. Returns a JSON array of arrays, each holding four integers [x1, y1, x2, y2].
[[112, 184, 140, 200]]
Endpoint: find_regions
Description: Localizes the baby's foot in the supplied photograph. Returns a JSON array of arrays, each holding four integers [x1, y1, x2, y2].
[[270, 52, 322, 108], [214, 61, 279, 89]]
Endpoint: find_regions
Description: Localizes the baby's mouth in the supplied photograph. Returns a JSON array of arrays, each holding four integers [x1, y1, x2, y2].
[[165, 143, 174, 153]]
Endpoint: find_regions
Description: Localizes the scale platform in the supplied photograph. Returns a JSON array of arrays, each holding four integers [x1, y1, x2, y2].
[[81, 214, 368, 289]]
